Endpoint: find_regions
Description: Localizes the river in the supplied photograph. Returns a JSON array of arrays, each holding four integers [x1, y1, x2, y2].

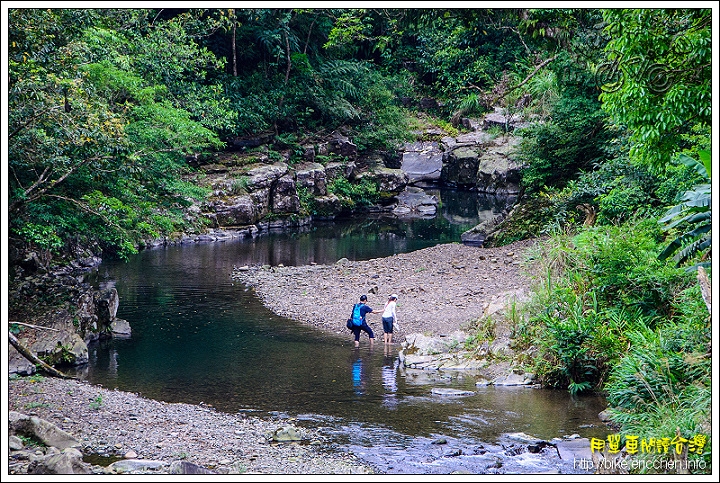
[[70, 189, 608, 474]]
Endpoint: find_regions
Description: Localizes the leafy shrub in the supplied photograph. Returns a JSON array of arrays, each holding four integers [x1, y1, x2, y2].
[[516, 90, 612, 193], [327, 177, 380, 209], [520, 220, 702, 394], [657, 151, 712, 270], [603, 318, 711, 472]]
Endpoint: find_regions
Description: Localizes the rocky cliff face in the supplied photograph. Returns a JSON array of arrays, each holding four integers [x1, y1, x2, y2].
[[8, 241, 131, 376], [402, 121, 523, 195], [198, 114, 524, 235]]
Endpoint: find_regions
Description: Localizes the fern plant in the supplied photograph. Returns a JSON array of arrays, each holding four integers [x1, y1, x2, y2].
[[658, 150, 711, 270]]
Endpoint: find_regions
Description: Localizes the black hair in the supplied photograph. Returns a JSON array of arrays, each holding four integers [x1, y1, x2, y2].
[[360, 294, 367, 301]]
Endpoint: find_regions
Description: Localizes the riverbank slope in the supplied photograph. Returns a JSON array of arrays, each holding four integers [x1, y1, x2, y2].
[[231, 238, 538, 341]]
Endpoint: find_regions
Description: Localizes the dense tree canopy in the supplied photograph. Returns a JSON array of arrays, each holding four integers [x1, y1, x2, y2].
[[598, 8, 711, 172], [6, 6, 712, 265]]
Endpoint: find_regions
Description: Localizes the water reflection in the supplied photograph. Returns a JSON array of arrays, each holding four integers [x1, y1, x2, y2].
[[381, 348, 400, 409], [351, 352, 366, 396], [73, 189, 608, 445]]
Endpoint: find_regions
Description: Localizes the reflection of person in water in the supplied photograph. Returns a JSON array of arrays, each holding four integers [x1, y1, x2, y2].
[[352, 356, 364, 395], [381, 350, 399, 408]]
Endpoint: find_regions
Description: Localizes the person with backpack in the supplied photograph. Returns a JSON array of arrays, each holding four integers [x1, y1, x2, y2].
[[381, 294, 400, 345], [348, 294, 377, 347]]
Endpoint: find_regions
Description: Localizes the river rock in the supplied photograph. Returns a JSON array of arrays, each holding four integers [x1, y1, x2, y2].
[[431, 388, 475, 396], [94, 288, 119, 329], [492, 372, 535, 386], [475, 138, 523, 195], [295, 162, 327, 196], [169, 461, 217, 474], [441, 146, 481, 188], [327, 131, 358, 159], [31, 329, 89, 366], [400, 141, 444, 185], [245, 163, 289, 190], [393, 187, 438, 217], [271, 425, 303, 442], [9, 411, 80, 450], [312, 193, 344, 218], [110, 459, 167, 473], [9, 435, 24, 451], [27, 447, 91, 475], [356, 167, 408, 197], [324, 161, 355, 182], [482, 107, 528, 132], [110, 318, 132, 337], [271, 174, 302, 213]]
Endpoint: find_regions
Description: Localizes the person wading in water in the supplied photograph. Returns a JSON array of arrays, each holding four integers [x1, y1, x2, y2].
[[349, 294, 378, 347], [381, 294, 400, 345]]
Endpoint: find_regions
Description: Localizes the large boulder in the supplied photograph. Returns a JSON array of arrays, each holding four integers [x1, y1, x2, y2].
[[74, 292, 100, 342], [312, 194, 344, 218], [208, 194, 259, 227], [295, 162, 327, 196], [31, 328, 89, 366], [357, 167, 408, 198], [320, 132, 357, 159], [27, 447, 92, 475], [245, 163, 289, 190], [94, 288, 119, 332], [475, 139, 523, 195], [482, 107, 528, 132], [400, 141, 444, 185], [441, 146, 481, 188], [393, 187, 438, 217], [9, 411, 80, 450], [324, 161, 355, 183], [271, 174, 301, 214], [110, 318, 132, 337], [169, 461, 217, 475]]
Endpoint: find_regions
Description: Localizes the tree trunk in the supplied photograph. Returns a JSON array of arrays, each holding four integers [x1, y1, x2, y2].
[[231, 9, 237, 77], [8, 331, 74, 379]]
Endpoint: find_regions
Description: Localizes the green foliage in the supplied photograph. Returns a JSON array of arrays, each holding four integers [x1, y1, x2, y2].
[[516, 83, 613, 192], [464, 317, 496, 350], [9, 8, 224, 259], [522, 69, 560, 118], [17, 224, 64, 252], [570, 222, 695, 317], [296, 186, 317, 216], [531, 291, 628, 394], [327, 177, 380, 209], [520, 220, 702, 395], [229, 177, 250, 195], [603, 317, 712, 472], [89, 395, 104, 410], [599, 9, 712, 172], [658, 150, 711, 270], [18, 435, 44, 448], [24, 402, 51, 410]]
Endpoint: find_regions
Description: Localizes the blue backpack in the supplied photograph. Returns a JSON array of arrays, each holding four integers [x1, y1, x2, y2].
[[351, 303, 364, 326]]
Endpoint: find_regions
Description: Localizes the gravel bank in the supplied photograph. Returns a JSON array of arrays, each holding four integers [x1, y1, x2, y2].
[[8, 377, 373, 475], [231, 238, 538, 339]]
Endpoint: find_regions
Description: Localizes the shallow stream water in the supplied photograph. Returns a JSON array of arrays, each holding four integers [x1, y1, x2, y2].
[[70, 190, 608, 473]]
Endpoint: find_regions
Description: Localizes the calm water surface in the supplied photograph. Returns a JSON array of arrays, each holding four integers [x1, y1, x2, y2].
[[72, 190, 608, 458]]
